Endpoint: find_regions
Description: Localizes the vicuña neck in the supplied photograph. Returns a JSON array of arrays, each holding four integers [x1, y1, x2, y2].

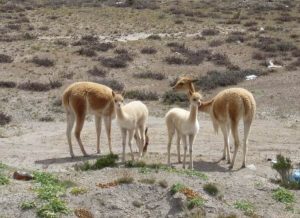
[[198, 99, 213, 114], [116, 106, 127, 120], [188, 104, 198, 122]]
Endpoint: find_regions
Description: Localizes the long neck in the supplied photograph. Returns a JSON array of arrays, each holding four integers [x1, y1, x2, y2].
[[199, 99, 213, 114], [188, 104, 198, 123], [188, 83, 195, 93], [116, 106, 127, 120]]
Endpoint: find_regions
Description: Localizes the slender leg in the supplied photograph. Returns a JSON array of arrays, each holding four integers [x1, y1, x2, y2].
[[74, 111, 88, 156], [182, 135, 187, 169], [66, 111, 75, 157], [226, 125, 231, 164], [188, 134, 196, 169], [242, 119, 252, 168], [95, 116, 102, 154], [134, 130, 141, 153], [138, 125, 146, 159], [229, 121, 240, 169], [176, 133, 181, 163], [220, 124, 230, 163], [128, 130, 135, 161], [121, 128, 127, 163], [167, 128, 175, 166], [104, 116, 112, 153]]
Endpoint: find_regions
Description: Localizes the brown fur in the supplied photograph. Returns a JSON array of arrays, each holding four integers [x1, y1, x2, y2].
[[173, 77, 256, 169], [62, 82, 115, 157]]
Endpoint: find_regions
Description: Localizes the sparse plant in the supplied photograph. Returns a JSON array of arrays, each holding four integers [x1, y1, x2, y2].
[[202, 29, 219, 36], [209, 53, 231, 66], [125, 90, 159, 101], [21, 201, 36, 210], [165, 56, 185, 65], [272, 154, 292, 186], [0, 174, 9, 185], [139, 177, 156, 184], [87, 66, 108, 77], [272, 187, 295, 204], [0, 112, 12, 126], [234, 200, 255, 216], [100, 56, 127, 68], [141, 47, 157, 54], [0, 54, 13, 63], [125, 160, 146, 168], [39, 116, 54, 122], [209, 40, 223, 47], [70, 187, 87, 196], [187, 197, 205, 209], [203, 183, 219, 196], [18, 81, 50, 92], [31, 56, 55, 67], [116, 175, 134, 184], [75, 154, 119, 171], [133, 71, 165, 80], [170, 182, 186, 195], [77, 47, 96, 57]]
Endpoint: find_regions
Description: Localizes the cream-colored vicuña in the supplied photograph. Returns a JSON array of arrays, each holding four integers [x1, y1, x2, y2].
[[172, 77, 256, 169], [62, 82, 115, 157], [165, 90, 201, 169], [112, 92, 149, 162]]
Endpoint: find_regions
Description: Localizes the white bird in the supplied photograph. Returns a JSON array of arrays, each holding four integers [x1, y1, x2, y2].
[[267, 60, 282, 69]]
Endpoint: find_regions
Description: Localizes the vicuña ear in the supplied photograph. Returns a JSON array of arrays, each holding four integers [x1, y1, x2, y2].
[[191, 79, 198, 83], [121, 90, 126, 97], [112, 91, 115, 98], [188, 89, 193, 97]]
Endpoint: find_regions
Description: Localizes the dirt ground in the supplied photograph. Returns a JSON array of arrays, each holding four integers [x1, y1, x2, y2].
[[1, 0, 300, 217]]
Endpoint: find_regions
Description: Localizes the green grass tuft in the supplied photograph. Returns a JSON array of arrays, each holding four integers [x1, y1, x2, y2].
[[170, 182, 186, 195], [187, 197, 205, 209], [21, 201, 36, 210], [76, 154, 119, 171], [70, 187, 87, 196], [234, 200, 255, 216], [272, 187, 295, 204], [203, 183, 219, 196], [0, 174, 9, 185]]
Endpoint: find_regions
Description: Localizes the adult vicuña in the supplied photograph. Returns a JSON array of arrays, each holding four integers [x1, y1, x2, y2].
[[165, 89, 201, 169], [172, 77, 256, 169], [62, 82, 115, 157], [112, 92, 149, 162]]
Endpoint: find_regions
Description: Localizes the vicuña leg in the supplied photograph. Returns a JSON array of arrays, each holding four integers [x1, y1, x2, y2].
[[66, 111, 75, 157], [167, 127, 175, 166], [220, 124, 231, 163], [74, 110, 88, 156], [176, 133, 181, 163], [121, 128, 127, 162], [182, 135, 188, 169], [138, 125, 146, 159], [95, 116, 102, 154], [104, 116, 112, 153], [242, 118, 252, 168], [128, 130, 135, 161], [229, 121, 240, 169], [188, 134, 195, 169]]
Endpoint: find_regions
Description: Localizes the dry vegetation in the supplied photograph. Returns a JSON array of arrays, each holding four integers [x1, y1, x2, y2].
[[0, 0, 300, 217]]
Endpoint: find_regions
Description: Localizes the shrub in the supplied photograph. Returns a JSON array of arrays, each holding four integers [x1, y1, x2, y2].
[[39, 116, 54, 122], [170, 183, 186, 195], [76, 47, 96, 57], [0, 81, 16, 88], [253, 37, 297, 52], [101, 56, 128, 68], [203, 183, 219, 196], [31, 56, 55, 67], [202, 29, 219, 36], [272, 154, 292, 186], [141, 47, 157, 54], [18, 81, 61, 92], [0, 112, 12, 126], [162, 91, 188, 105], [196, 69, 262, 91], [76, 154, 119, 171], [147, 34, 161, 40], [125, 90, 159, 101], [70, 187, 87, 196], [139, 178, 156, 184], [114, 48, 129, 54], [234, 200, 255, 216], [49, 80, 62, 89], [117, 176, 134, 184], [0, 174, 10, 185], [21, 201, 36, 210], [94, 79, 124, 91], [165, 56, 185, 65], [272, 187, 295, 204], [87, 66, 107, 77], [209, 53, 231, 66], [93, 42, 115, 52], [0, 54, 13, 63], [187, 197, 205, 209], [243, 21, 257, 27], [209, 40, 223, 47], [133, 71, 165, 80], [292, 49, 300, 57], [252, 52, 267, 60]]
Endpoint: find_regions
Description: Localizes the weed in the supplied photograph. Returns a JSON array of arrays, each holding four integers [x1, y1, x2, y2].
[[171, 182, 186, 195], [0, 112, 12, 126], [31, 56, 55, 67], [87, 66, 108, 77], [0, 174, 9, 185], [0, 54, 13, 63], [76, 154, 119, 171], [187, 197, 205, 209], [202, 29, 219, 36], [133, 71, 165, 80], [234, 200, 255, 216], [272, 187, 295, 204], [116, 175, 134, 184], [94, 79, 124, 91], [70, 187, 87, 196], [159, 180, 168, 188], [39, 116, 54, 122], [203, 183, 219, 196], [37, 198, 69, 218], [125, 160, 146, 168], [125, 90, 159, 101], [141, 47, 157, 54], [162, 91, 188, 105], [21, 201, 36, 210]]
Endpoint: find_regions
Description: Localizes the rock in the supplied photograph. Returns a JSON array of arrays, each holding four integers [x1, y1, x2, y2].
[[246, 164, 256, 171], [173, 192, 187, 209], [13, 171, 33, 181]]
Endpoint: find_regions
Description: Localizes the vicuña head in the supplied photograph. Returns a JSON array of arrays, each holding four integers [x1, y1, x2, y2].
[[188, 89, 202, 107], [172, 76, 198, 93]]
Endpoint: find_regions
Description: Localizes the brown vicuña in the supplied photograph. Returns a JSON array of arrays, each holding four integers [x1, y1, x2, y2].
[[62, 82, 115, 157], [172, 77, 256, 169]]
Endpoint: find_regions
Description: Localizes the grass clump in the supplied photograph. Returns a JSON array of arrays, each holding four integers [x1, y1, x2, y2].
[[87, 66, 108, 77], [76, 154, 119, 171], [101, 56, 128, 68], [162, 91, 188, 105], [70, 187, 87, 196], [21, 201, 36, 210], [272, 187, 295, 204], [272, 154, 292, 185], [125, 90, 159, 101], [147, 34, 161, 40], [94, 79, 124, 91], [0, 54, 13, 63], [125, 160, 146, 168], [187, 197, 205, 209], [234, 200, 255, 216], [133, 71, 165, 80], [139, 177, 156, 184], [76, 47, 96, 57], [0, 174, 10, 185], [0, 112, 12, 126], [170, 182, 186, 195], [203, 183, 219, 196], [202, 29, 219, 36], [0, 81, 16, 88], [116, 175, 134, 184], [141, 47, 157, 54]]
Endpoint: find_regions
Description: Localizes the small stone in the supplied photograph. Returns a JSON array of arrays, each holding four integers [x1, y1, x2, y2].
[[13, 171, 33, 181], [132, 200, 143, 208]]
